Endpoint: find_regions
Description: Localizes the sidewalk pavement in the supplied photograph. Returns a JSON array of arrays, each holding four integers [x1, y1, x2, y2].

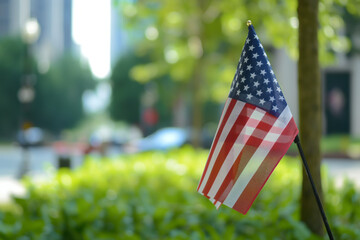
[[0, 176, 26, 202], [323, 159, 360, 188]]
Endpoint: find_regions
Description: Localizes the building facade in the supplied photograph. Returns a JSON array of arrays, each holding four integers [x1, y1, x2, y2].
[[0, 0, 74, 72], [273, 47, 360, 138]]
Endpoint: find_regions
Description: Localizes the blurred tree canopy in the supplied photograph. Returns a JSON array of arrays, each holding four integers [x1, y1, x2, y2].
[[0, 37, 26, 138], [110, 53, 181, 131], [110, 53, 146, 124], [0, 36, 95, 138], [114, 0, 358, 99], [114, 0, 359, 145], [31, 54, 95, 134]]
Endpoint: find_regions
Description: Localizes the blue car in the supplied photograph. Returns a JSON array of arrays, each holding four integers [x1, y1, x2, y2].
[[133, 128, 190, 152]]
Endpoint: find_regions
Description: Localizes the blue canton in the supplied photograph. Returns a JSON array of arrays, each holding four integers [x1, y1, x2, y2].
[[229, 25, 287, 118]]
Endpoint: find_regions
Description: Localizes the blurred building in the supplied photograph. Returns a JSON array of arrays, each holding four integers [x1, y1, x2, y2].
[[110, 5, 128, 66], [273, 18, 360, 138], [0, 0, 74, 72], [0, 0, 29, 36], [30, 0, 74, 72]]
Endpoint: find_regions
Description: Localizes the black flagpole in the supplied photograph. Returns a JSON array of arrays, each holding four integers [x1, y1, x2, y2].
[[294, 135, 334, 240]]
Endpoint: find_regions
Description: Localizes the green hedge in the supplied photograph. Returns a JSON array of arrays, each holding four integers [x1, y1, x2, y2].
[[0, 147, 359, 239]]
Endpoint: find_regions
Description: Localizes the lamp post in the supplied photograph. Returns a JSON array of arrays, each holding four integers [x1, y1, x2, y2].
[[17, 18, 40, 179]]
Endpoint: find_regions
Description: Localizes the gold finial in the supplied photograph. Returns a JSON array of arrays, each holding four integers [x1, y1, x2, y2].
[[247, 20, 252, 26]]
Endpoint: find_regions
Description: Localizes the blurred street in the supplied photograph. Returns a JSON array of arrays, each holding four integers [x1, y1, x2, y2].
[[0, 145, 359, 203], [0, 145, 83, 177], [0, 145, 84, 202]]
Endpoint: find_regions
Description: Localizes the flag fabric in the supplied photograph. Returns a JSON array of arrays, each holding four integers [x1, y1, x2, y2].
[[197, 24, 299, 214]]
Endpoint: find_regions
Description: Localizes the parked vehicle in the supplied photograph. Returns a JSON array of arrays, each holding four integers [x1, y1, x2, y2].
[[17, 127, 44, 147], [124, 127, 190, 153]]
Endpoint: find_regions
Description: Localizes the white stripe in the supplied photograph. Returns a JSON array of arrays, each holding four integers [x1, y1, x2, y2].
[[198, 100, 245, 193], [206, 108, 265, 199], [250, 110, 265, 121], [214, 201, 222, 209], [244, 127, 281, 142], [244, 126, 255, 136], [197, 99, 231, 190], [263, 132, 281, 142], [209, 197, 222, 209], [222, 106, 293, 208], [273, 107, 293, 127], [213, 99, 231, 143]]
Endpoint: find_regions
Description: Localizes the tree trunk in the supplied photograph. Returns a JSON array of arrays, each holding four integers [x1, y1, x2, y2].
[[298, 0, 324, 236]]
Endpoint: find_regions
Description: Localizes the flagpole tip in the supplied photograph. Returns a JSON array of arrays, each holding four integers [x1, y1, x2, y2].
[[247, 20, 252, 26]]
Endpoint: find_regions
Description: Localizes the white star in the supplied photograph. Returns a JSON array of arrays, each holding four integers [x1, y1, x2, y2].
[[237, 89, 241, 95], [269, 96, 275, 102], [246, 65, 253, 71], [242, 50, 246, 56], [259, 99, 265, 105], [264, 79, 270, 84], [279, 95, 285, 101], [244, 85, 249, 91], [239, 70, 244, 75], [260, 70, 266, 76], [266, 88, 273, 93], [241, 77, 246, 83], [249, 45, 255, 51], [263, 52, 267, 57], [239, 63, 242, 69], [254, 35, 259, 40], [276, 86, 281, 92], [247, 93, 253, 100], [256, 61, 263, 67], [270, 69, 274, 75], [253, 53, 259, 59], [272, 105, 279, 112], [244, 57, 249, 63], [246, 39, 250, 44], [250, 73, 256, 79], [230, 87, 234, 92], [273, 78, 278, 84], [236, 82, 239, 88], [256, 90, 263, 96], [254, 81, 260, 87], [235, 75, 238, 81], [267, 60, 270, 66], [259, 43, 263, 48]]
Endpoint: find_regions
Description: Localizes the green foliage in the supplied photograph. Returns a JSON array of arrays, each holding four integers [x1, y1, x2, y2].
[[31, 53, 95, 133], [0, 36, 95, 137], [114, 0, 358, 103], [0, 147, 359, 239], [110, 53, 146, 124], [321, 135, 360, 158], [0, 37, 27, 138], [110, 52, 176, 127]]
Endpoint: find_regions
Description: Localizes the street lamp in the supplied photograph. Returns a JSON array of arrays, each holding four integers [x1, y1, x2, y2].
[[17, 18, 40, 178], [22, 19, 40, 44]]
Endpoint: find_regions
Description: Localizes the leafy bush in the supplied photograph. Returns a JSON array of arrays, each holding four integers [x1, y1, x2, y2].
[[0, 147, 359, 239]]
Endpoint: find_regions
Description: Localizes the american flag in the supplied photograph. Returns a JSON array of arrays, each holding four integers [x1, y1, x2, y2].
[[197, 24, 299, 214]]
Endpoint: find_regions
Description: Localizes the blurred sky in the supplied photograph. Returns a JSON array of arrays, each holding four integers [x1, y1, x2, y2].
[[72, 0, 111, 113], [72, 0, 111, 79]]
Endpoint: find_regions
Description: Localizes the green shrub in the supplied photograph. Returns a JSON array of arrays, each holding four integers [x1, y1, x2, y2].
[[0, 146, 359, 239]]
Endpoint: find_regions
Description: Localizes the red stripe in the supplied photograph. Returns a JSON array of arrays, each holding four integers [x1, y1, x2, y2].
[[201, 103, 256, 195], [213, 110, 277, 202], [197, 99, 236, 191], [232, 118, 298, 214]]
